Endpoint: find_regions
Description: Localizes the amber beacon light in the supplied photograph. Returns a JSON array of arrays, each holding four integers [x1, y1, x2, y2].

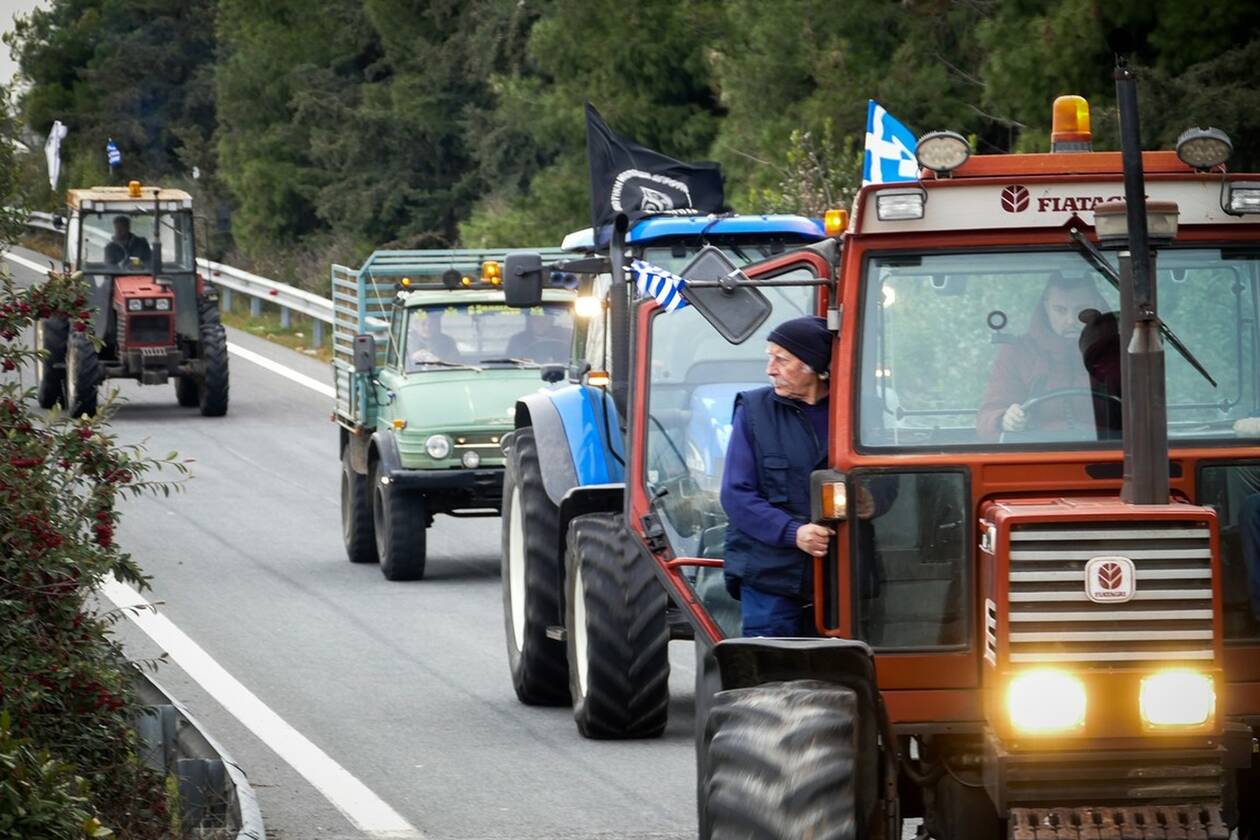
[[1050, 95, 1092, 152]]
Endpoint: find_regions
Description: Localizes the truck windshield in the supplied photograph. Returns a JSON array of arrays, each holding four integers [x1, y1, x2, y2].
[[858, 248, 1260, 449], [79, 210, 195, 274], [404, 302, 573, 372]]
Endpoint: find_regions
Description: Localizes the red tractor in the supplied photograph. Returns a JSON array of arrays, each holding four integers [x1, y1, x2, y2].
[[35, 182, 228, 417], [505, 71, 1259, 838]]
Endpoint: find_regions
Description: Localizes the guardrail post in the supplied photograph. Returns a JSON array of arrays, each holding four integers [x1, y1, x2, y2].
[[220, 287, 232, 310], [280, 307, 291, 329], [249, 296, 261, 318], [312, 319, 323, 348]]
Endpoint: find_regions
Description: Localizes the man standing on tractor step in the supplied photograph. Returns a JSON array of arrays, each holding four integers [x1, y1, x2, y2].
[[720, 316, 893, 637]]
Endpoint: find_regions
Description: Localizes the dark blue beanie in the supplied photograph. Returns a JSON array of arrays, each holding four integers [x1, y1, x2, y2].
[[767, 315, 831, 374]]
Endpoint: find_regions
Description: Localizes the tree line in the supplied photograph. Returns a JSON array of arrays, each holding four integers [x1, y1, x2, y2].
[[7, 0, 1260, 287]]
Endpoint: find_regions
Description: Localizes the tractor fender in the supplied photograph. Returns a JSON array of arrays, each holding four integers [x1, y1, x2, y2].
[[557, 482, 624, 560], [513, 384, 625, 507], [713, 637, 878, 694], [368, 428, 402, 477]]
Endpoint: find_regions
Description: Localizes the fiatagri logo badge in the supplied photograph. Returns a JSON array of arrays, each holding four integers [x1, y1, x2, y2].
[[1084, 555, 1136, 604], [1001, 185, 1127, 214]]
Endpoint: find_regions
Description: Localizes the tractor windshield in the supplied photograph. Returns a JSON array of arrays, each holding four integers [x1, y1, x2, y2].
[[858, 248, 1260, 450], [404, 302, 573, 372], [79, 210, 195, 274]]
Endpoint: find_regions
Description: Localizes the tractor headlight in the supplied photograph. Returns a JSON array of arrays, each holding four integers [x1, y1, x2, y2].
[[1007, 669, 1086, 735], [1140, 670, 1214, 727], [425, 434, 452, 460], [155, 298, 170, 311], [127, 299, 142, 311]]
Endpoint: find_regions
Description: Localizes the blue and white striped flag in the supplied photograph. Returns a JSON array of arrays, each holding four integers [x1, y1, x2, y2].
[[627, 259, 689, 312], [862, 100, 918, 186], [106, 138, 121, 168]]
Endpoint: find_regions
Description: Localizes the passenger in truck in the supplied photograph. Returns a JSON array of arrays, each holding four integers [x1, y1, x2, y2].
[[977, 273, 1108, 441]]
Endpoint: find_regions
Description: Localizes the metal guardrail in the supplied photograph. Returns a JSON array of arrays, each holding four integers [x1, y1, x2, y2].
[[25, 210, 334, 348]]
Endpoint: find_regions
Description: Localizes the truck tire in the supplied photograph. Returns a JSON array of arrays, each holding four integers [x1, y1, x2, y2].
[[198, 324, 229, 417], [34, 317, 67, 409], [703, 680, 863, 840], [500, 427, 569, 705], [341, 448, 378, 565], [371, 459, 426, 580], [64, 332, 100, 418], [174, 376, 200, 407], [564, 512, 670, 739]]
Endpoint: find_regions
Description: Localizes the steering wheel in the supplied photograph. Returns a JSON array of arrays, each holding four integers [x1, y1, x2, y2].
[[1020, 387, 1122, 413]]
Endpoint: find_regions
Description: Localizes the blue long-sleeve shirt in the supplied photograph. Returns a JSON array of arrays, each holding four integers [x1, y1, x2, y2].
[[720, 398, 830, 549]]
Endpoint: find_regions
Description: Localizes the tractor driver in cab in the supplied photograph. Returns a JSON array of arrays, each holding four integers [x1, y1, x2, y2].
[[977, 273, 1117, 441], [720, 316, 895, 637], [104, 215, 152, 267]]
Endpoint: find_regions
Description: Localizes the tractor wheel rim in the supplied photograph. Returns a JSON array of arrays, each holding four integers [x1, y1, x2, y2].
[[65, 340, 77, 407], [33, 322, 42, 386], [508, 486, 526, 652], [573, 561, 589, 698]]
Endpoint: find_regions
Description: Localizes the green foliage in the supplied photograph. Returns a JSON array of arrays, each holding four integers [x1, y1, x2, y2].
[[0, 268, 190, 836], [0, 712, 100, 840]]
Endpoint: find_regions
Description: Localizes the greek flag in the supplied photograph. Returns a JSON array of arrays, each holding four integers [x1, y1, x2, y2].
[[627, 259, 689, 312], [106, 138, 121, 168], [862, 100, 918, 186]]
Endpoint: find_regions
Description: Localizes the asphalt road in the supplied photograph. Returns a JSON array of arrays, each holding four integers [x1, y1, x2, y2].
[[4, 245, 699, 840]]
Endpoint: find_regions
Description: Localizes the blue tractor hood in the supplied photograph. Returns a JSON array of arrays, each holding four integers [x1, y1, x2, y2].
[[570, 214, 826, 251]]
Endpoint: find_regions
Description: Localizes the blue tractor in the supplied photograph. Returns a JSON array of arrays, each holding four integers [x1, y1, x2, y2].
[[499, 213, 827, 737]]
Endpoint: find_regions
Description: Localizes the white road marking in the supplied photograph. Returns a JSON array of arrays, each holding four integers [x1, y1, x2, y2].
[[99, 576, 424, 839], [3, 249, 58, 275], [226, 341, 334, 398]]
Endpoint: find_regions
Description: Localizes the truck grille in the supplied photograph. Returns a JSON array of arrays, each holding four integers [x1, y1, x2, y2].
[[1007, 521, 1214, 666]]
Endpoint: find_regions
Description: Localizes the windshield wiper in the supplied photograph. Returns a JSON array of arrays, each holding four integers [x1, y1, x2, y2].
[[411, 359, 479, 371], [1068, 228, 1218, 388], [478, 357, 540, 367]]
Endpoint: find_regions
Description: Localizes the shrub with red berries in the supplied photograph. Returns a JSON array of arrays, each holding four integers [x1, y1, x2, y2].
[[1, 269, 190, 837]]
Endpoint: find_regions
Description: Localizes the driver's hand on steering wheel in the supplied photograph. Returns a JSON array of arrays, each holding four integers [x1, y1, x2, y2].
[[1001, 402, 1027, 432]]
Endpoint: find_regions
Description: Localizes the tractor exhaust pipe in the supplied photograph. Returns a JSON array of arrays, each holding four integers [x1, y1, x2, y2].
[[1113, 43, 1170, 505]]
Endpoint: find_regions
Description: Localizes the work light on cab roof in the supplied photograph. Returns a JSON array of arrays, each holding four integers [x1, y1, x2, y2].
[[1176, 126, 1233, 171], [915, 131, 970, 175]]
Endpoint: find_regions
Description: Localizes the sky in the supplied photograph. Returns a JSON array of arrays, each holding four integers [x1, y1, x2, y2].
[[0, 0, 43, 88]]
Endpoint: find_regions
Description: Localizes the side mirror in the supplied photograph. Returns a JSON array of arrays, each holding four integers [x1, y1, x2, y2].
[[540, 363, 566, 384], [504, 251, 543, 308], [353, 333, 376, 374], [51, 213, 65, 231]]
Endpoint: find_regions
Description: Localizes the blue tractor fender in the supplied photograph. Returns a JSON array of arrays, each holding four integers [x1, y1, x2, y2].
[[513, 384, 627, 558]]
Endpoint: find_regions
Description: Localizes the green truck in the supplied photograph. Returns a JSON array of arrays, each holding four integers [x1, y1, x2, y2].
[[332, 248, 574, 580]]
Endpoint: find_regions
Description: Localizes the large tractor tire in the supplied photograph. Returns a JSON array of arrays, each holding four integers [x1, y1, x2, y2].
[[174, 375, 200, 407], [34, 317, 67, 409], [500, 427, 569, 705], [703, 680, 866, 840], [198, 324, 229, 417], [197, 293, 221, 328], [564, 512, 670, 739], [371, 459, 426, 581], [341, 447, 378, 565], [64, 332, 100, 418]]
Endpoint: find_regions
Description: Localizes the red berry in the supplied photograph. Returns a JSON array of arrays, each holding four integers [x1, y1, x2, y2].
[[73, 322, 86, 332], [1, 359, 13, 371]]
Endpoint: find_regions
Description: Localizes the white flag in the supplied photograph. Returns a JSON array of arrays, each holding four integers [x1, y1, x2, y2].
[[44, 120, 67, 191]]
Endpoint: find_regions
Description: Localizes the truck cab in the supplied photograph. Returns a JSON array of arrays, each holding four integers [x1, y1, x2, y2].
[[332, 248, 575, 581]]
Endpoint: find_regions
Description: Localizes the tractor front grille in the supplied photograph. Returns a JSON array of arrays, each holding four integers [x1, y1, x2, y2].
[[1007, 521, 1214, 666], [124, 313, 173, 347]]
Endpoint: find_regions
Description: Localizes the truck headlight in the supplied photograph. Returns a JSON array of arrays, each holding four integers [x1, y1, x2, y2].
[[425, 434, 452, 459], [1007, 669, 1086, 734], [127, 299, 142, 311], [1140, 670, 1214, 727], [461, 450, 480, 469]]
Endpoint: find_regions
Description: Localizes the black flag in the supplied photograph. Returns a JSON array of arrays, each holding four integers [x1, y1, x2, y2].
[[585, 102, 724, 231]]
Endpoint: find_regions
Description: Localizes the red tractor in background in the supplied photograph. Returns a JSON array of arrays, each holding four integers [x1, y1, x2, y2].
[[504, 64, 1259, 839], [35, 181, 228, 417]]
